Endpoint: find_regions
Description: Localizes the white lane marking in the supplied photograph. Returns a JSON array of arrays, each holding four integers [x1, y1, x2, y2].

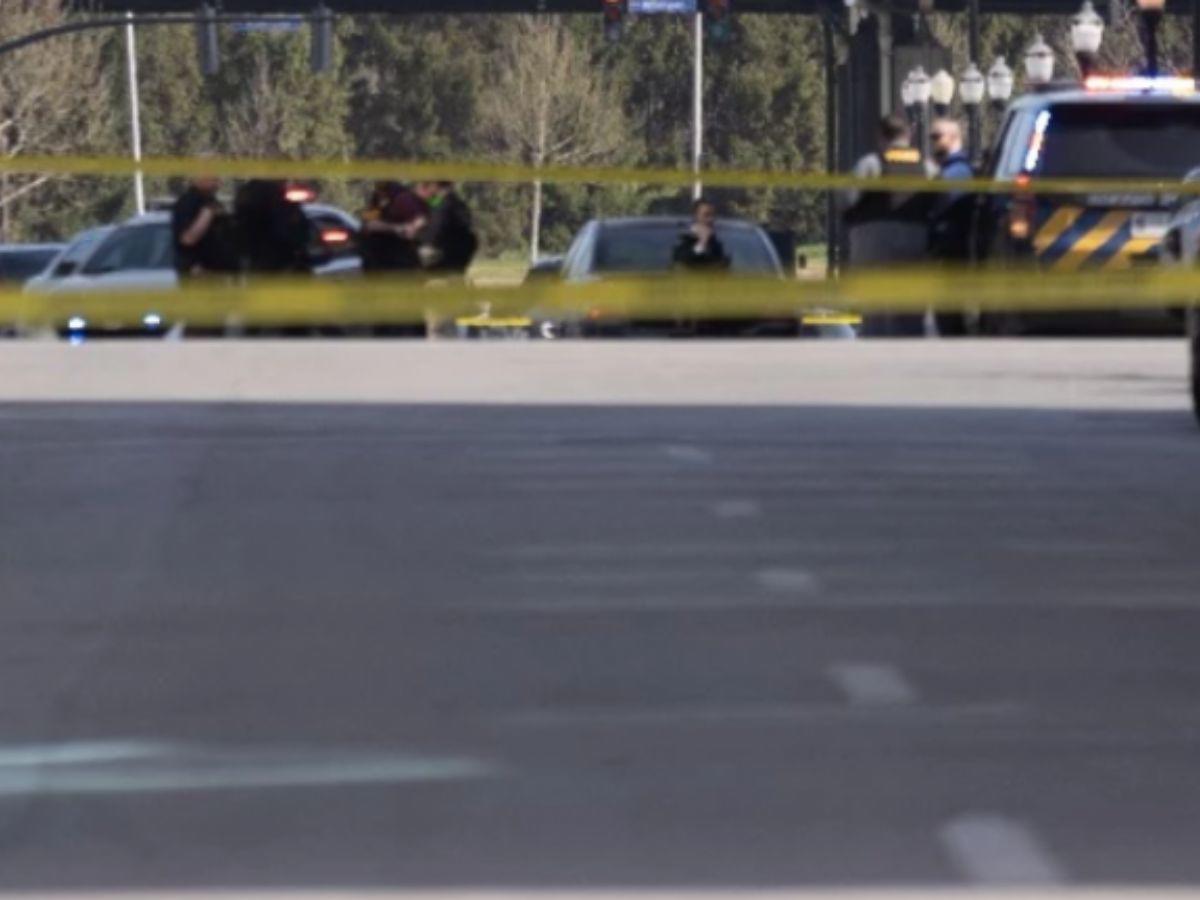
[[510, 569, 727, 585], [756, 567, 821, 593], [662, 444, 714, 465], [501, 701, 1025, 727], [711, 499, 762, 519], [940, 814, 1067, 885], [827, 663, 917, 707], [440, 596, 822, 613], [0, 741, 493, 797], [502, 540, 810, 560], [0, 740, 166, 768]]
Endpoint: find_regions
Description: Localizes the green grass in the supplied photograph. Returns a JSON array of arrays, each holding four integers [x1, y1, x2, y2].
[[469, 257, 529, 285]]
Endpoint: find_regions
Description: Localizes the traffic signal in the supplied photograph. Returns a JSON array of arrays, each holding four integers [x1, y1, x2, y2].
[[310, 3, 334, 73], [703, 0, 732, 42], [196, 3, 220, 76], [602, 0, 625, 43]]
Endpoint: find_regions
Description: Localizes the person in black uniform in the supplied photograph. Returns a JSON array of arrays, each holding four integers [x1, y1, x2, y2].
[[171, 174, 236, 279], [843, 115, 935, 336], [673, 199, 730, 270], [414, 181, 478, 275], [234, 180, 313, 275]]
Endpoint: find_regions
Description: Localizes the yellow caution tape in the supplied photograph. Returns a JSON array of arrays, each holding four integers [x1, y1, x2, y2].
[[4, 152, 1200, 197], [3, 267, 1197, 329]]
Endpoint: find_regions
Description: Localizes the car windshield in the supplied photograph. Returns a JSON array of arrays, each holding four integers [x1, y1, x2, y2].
[[82, 223, 174, 274], [49, 228, 110, 277], [593, 222, 778, 274], [0, 248, 60, 281], [1037, 102, 1200, 178]]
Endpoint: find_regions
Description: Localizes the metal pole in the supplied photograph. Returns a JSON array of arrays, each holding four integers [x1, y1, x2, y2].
[[967, 0, 980, 75], [1145, 10, 1161, 77], [825, 11, 835, 274], [0, 13, 303, 60], [919, 101, 930, 161], [967, 104, 980, 168], [125, 11, 145, 216], [692, 9, 703, 201]]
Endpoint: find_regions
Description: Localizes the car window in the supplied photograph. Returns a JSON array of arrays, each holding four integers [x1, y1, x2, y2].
[[996, 110, 1036, 179], [0, 248, 60, 281], [1036, 103, 1200, 178], [82, 224, 174, 274], [593, 223, 778, 274], [562, 221, 597, 280], [50, 229, 111, 277]]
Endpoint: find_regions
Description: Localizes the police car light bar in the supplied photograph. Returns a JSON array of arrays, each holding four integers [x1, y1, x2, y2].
[[1084, 74, 1196, 94]]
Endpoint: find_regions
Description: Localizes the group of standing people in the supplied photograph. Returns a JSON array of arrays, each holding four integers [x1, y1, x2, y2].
[[171, 176, 478, 282], [843, 113, 975, 335], [357, 180, 478, 277]]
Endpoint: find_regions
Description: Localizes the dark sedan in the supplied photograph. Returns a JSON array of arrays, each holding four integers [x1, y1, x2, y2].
[[536, 216, 852, 338]]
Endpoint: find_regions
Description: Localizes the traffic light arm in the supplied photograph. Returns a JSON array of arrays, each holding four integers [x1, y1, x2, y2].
[[0, 11, 318, 60]]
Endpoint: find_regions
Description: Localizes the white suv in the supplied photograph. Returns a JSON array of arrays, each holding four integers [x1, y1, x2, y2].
[[24, 204, 361, 335]]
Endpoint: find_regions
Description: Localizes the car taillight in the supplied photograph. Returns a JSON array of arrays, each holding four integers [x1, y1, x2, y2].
[[285, 186, 316, 204], [321, 228, 351, 245], [1009, 175, 1035, 242]]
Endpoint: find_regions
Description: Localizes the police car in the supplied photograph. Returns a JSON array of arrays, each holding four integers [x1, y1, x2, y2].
[[1159, 167, 1200, 425], [1191, 305, 1200, 425], [972, 75, 1200, 334]]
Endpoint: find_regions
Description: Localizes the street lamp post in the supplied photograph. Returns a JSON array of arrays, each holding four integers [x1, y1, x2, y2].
[[931, 69, 956, 117], [1024, 33, 1056, 88], [959, 62, 986, 164], [908, 66, 932, 159], [1070, 0, 1104, 81], [986, 56, 1014, 150], [1136, 0, 1166, 77]]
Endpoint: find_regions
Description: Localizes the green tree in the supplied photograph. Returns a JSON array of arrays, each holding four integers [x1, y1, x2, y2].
[[478, 15, 630, 261], [0, 0, 122, 240]]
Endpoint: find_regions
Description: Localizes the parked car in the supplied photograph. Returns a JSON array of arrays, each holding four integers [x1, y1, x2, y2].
[[532, 216, 852, 338], [25, 205, 361, 336], [0, 243, 64, 285], [24, 227, 114, 293]]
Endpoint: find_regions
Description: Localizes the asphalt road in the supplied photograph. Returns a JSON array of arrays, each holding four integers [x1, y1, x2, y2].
[[0, 341, 1199, 894]]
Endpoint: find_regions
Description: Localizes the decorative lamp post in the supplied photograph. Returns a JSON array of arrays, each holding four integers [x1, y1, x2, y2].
[[1070, 1, 1104, 81], [1024, 33, 1056, 87], [987, 55, 1015, 109], [908, 66, 932, 158], [959, 62, 986, 164], [1135, 0, 1166, 77], [931, 69, 956, 116]]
